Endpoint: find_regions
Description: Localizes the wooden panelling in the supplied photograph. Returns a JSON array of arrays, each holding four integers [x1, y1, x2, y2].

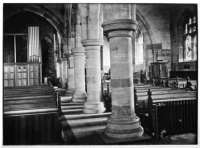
[[170, 71, 197, 79], [4, 63, 42, 87], [17, 66, 28, 86], [4, 65, 15, 87], [29, 64, 40, 86], [3, 112, 62, 145]]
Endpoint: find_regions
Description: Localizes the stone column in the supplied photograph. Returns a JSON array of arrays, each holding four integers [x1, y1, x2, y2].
[[102, 19, 143, 139], [61, 59, 67, 88], [71, 5, 87, 102], [71, 48, 87, 102], [66, 54, 75, 93], [82, 39, 105, 113], [61, 38, 69, 89]]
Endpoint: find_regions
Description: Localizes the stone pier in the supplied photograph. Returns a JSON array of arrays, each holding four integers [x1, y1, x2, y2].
[[66, 54, 75, 94], [71, 47, 87, 102], [102, 19, 144, 139], [60, 59, 67, 88], [82, 39, 105, 113]]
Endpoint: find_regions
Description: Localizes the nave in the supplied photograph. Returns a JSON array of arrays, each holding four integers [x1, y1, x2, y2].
[[3, 80, 197, 145], [3, 3, 198, 146]]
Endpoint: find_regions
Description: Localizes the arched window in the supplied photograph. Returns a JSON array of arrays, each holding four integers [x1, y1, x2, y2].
[[135, 30, 144, 65], [178, 10, 197, 62], [3, 34, 27, 63]]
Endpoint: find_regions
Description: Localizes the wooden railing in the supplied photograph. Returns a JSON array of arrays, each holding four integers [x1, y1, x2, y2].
[[48, 79, 66, 114]]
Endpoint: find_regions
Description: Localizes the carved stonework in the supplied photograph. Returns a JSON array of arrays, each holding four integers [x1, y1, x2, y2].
[[112, 105, 131, 117]]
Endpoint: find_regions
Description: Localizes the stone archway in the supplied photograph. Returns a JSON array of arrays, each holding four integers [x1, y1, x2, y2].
[[130, 9, 157, 77], [4, 4, 65, 41], [136, 9, 157, 46], [3, 5, 64, 86]]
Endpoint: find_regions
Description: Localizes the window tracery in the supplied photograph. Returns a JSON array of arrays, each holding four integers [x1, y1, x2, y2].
[[178, 10, 197, 62]]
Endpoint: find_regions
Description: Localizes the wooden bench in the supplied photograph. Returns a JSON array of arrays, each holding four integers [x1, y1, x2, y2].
[[3, 85, 62, 145], [4, 85, 56, 112], [139, 89, 197, 139], [134, 87, 196, 114], [48, 80, 68, 114], [4, 109, 62, 145], [168, 77, 197, 89]]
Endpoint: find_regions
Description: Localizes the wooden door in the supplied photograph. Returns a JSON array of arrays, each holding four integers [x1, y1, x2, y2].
[[4, 65, 15, 87], [16, 65, 28, 86], [29, 64, 40, 86]]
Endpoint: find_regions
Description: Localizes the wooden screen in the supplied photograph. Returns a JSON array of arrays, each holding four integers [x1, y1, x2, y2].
[[29, 64, 40, 86], [4, 63, 41, 87], [4, 65, 15, 87], [16, 65, 28, 86]]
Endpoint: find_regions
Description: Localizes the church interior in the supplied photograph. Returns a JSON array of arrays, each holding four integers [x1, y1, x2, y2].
[[3, 3, 198, 145]]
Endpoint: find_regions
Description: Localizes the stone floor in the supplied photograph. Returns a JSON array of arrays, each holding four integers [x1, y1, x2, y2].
[[64, 128, 197, 145]]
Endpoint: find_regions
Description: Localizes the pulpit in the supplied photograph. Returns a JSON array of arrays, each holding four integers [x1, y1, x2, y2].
[[150, 62, 168, 78], [149, 62, 168, 85]]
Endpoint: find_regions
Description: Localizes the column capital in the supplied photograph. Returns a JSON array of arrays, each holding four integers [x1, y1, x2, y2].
[[102, 19, 138, 39], [71, 47, 85, 54], [81, 39, 104, 47], [62, 37, 68, 45], [60, 58, 67, 62], [64, 53, 73, 60]]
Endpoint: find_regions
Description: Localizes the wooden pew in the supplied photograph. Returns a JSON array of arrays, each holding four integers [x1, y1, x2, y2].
[[48, 80, 68, 115], [3, 85, 62, 145], [4, 109, 62, 145], [4, 91, 56, 112], [135, 87, 196, 114], [168, 77, 197, 89], [144, 89, 197, 139]]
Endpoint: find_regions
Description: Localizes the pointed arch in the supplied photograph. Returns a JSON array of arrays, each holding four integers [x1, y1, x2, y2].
[[136, 9, 156, 48], [4, 4, 65, 41]]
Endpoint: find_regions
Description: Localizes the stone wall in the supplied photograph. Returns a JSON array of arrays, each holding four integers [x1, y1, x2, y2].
[[137, 4, 171, 49], [4, 4, 197, 80], [133, 4, 171, 75], [48, 48, 57, 78], [101, 4, 172, 74]]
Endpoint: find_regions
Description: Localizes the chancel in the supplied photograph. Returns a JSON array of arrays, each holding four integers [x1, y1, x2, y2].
[[3, 3, 197, 145]]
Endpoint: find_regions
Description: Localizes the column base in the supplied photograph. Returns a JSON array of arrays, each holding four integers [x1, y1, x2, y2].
[[72, 92, 87, 102], [104, 115, 144, 139], [66, 89, 75, 94], [83, 102, 106, 114]]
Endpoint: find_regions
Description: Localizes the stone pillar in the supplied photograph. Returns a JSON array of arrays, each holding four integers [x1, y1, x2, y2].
[[61, 59, 68, 88], [56, 62, 61, 79], [102, 19, 143, 139], [71, 47, 87, 102], [71, 5, 87, 102], [82, 39, 105, 113], [61, 37, 69, 89], [66, 54, 75, 93]]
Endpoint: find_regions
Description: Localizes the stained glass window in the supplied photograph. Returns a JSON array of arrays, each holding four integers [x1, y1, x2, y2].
[[181, 14, 197, 62]]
